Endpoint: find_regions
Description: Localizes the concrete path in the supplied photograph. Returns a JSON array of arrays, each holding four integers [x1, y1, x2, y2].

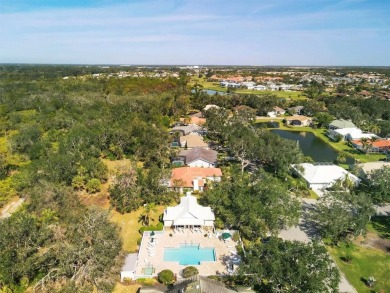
[[0, 198, 25, 219]]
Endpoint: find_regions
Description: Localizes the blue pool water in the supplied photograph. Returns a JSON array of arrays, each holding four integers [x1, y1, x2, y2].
[[164, 244, 216, 265]]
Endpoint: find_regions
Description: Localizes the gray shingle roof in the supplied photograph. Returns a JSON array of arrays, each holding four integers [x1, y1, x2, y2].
[[178, 147, 217, 164], [329, 119, 356, 129]]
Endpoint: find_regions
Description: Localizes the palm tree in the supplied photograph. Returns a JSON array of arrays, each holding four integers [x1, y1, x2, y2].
[[138, 203, 157, 226], [360, 138, 370, 154]]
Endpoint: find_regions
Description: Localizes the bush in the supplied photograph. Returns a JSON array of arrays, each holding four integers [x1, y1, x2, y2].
[[158, 269, 175, 285], [182, 266, 198, 278], [139, 222, 164, 234], [86, 178, 101, 193]]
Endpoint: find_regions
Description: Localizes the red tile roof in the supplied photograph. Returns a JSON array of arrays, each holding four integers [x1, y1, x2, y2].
[[171, 167, 222, 187]]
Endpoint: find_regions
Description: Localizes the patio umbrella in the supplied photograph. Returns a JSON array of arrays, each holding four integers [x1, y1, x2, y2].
[[222, 232, 231, 240], [150, 231, 155, 238]]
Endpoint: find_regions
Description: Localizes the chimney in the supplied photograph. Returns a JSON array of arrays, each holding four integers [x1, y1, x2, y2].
[[193, 179, 199, 191]]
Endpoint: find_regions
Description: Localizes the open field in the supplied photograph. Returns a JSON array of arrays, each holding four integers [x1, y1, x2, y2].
[[327, 216, 390, 293]]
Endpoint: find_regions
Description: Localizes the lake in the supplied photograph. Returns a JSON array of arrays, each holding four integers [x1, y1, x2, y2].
[[271, 129, 354, 164]]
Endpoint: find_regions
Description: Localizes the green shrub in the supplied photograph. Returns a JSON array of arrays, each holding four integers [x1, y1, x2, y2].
[[158, 269, 175, 285], [86, 178, 101, 193], [182, 266, 198, 278], [232, 231, 240, 242], [139, 222, 164, 234]]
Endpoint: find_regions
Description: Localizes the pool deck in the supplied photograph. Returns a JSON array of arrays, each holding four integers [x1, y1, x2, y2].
[[135, 229, 238, 278]]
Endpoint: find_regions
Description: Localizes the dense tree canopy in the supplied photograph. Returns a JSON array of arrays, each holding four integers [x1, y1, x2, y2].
[[239, 238, 340, 293], [202, 169, 300, 240], [309, 191, 375, 244]]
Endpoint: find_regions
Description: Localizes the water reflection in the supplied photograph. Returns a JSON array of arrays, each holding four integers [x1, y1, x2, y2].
[[271, 129, 354, 164]]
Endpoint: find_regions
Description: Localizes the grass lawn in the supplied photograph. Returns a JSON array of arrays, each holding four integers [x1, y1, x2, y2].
[[110, 204, 167, 252], [327, 243, 390, 293], [327, 216, 390, 293], [112, 283, 141, 293]]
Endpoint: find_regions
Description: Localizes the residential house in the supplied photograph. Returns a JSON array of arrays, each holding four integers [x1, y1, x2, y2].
[[220, 81, 240, 88], [287, 106, 304, 115], [253, 85, 267, 91], [178, 147, 218, 167], [171, 124, 202, 136], [267, 106, 286, 117], [170, 167, 222, 193], [355, 162, 390, 179], [285, 116, 312, 126], [350, 139, 390, 153], [328, 119, 356, 130], [241, 81, 255, 89], [326, 127, 377, 141], [163, 193, 215, 228], [291, 163, 359, 190], [179, 134, 209, 149]]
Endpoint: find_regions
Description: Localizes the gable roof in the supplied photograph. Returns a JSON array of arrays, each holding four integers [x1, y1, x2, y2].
[[329, 119, 356, 129], [357, 162, 390, 176], [171, 124, 201, 135], [178, 147, 218, 165], [163, 194, 215, 226], [285, 115, 311, 122], [171, 167, 222, 187], [179, 134, 208, 148]]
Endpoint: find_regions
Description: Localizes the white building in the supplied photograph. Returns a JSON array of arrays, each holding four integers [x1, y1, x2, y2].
[[291, 163, 360, 190], [163, 193, 215, 228], [327, 127, 378, 141]]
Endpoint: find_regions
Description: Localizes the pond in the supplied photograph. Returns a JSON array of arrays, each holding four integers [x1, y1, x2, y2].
[[191, 89, 227, 95], [271, 129, 355, 164]]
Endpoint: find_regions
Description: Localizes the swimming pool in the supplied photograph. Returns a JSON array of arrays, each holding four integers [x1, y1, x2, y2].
[[164, 244, 216, 265]]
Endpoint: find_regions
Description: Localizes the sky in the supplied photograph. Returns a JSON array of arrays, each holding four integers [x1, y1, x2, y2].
[[0, 0, 389, 65]]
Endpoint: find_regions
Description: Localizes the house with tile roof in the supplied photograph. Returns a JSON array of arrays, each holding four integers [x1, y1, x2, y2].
[[178, 147, 218, 168], [163, 193, 215, 228], [350, 139, 390, 153], [170, 167, 222, 193]]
